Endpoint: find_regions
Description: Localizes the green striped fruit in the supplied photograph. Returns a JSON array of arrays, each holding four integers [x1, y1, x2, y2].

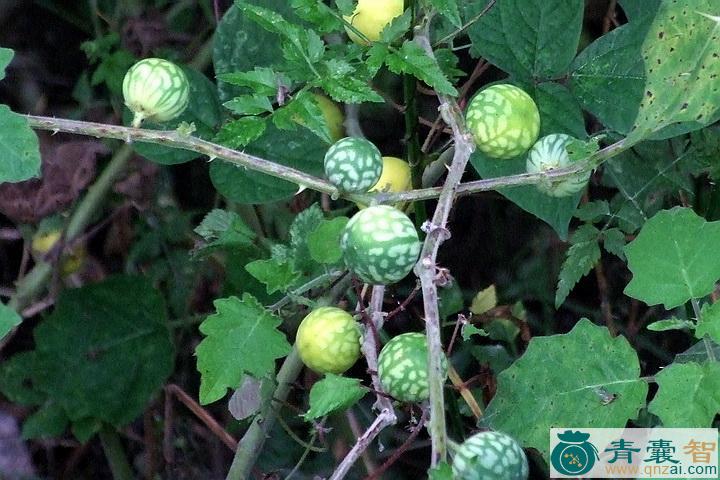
[[465, 84, 540, 159], [377, 332, 447, 402], [525, 134, 590, 197], [296, 307, 362, 374], [452, 431, 529, 480], [341, 205, 420, 285], [324, 137, 383, 193], [122, 58, 190, 127]]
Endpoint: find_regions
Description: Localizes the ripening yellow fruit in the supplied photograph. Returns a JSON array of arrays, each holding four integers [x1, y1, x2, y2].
[[343, 0, 405, 45], [31, 230, 85, 276], [314, 94, 345, 142], [357, 156, 412, 209]]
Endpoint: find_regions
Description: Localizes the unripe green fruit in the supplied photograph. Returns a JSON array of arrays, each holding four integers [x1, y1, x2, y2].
[[296, 307, 361, 374], [525, 133, 590, 197], [122, 58, 190, 127], [452, 431, 529, 480], [341, 205, 420, 285], [377, 332, 447, 402], [324, 137, 383, 193], [343, 0, 405, 45], [465, 84, 540, 159]]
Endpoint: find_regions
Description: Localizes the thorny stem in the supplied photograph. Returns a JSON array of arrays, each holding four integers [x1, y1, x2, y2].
[[329, 285, 396, 480], [329, 409, 396, 480], [25, 115, 633, 206], [412, 19, 475, 466]]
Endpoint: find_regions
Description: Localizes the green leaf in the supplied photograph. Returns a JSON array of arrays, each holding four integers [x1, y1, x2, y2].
[[618, 0, 661, 21], [624, 207, 720, 309], [569, 19, 648, 134], [467, 0, 584, 80], [22, 402, 69, 439], [210, 123, 328, 204], [193, 209, 256, 256], [273, 91, 332, 144], [291, 0, 341, 33], [461, 323, 489, 341], [214, 116, 267, 149], [646, 317, 695, 332], [0, 352, 45, 406], [472, 345, 514, 374], [129, 68, 222, 165], [484, 319, 648, 458], [379, 9, 412, 43], [196, 294, 292, 404], [71, 417, 102, 443], [214, 2, 292, 101], [629, 1, 720, 143], [575, 200, 610, 223], [217, 67, 283, 96], [303, 374, 368, 421], [31, 276, 174, 430], [289, 204, 325, 274], [0, 47, 14, 80], [530, 82, 587, 139], [245, 255, 301, 295], [320, 71, 384, 104], [429, 0, 461, 28], [0, 301, 21, 342], [224, 94, 274, 115], [470, 285, 497, 315], [429, 462, 454, 480], [308, 217, 349, 264], [555, 225, 601, 308], [648, 361, 720, 427], [0, 105, 41, 183], [385, 40, 457, 96], [602, 227, 627, 261], [696, 302, 720, 344]]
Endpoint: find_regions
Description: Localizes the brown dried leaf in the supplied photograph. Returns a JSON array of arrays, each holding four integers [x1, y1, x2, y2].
[[0, 136, 107, 224]]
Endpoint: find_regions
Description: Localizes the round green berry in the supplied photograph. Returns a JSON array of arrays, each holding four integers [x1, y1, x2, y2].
[[341, 205, 421, 285], [525, 133, 590, 197], [465, 84, 540, 159], [324, 137, 383, 193], [452, 431, 529, 480], [296, 307, 361, 374], [377, 332, 447, 402], [122, 58, 190, 127]]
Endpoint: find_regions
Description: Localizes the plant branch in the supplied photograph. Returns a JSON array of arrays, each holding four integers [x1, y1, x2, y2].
[[329, 409, 396, 480], [225, 346, 304, 480], [26, 115, 341, 197], [412, 19, 475, 467], [329, 285, 396, 480], [99, 426, 134, 480], [24, 115, 632, 207]]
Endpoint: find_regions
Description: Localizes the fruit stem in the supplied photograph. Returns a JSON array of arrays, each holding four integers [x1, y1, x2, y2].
[[130, 111, 145, 128]]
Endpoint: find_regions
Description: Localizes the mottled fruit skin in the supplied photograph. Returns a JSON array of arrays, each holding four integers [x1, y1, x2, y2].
[[526, 133, 590, 197], [377, 332, 447, 402], [343, 0, 405, 44], [296, 307, 361, 374], [465, 84, 540, 159], [324, 137, 383, 193], [341, 205, 420, 285], [31, 230, 85, 276], [122, 58, 190, 127], [452, 431, 529, 480]]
